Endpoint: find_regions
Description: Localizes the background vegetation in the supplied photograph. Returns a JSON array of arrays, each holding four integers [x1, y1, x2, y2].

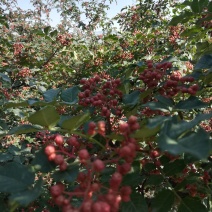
[[0, 0, 212, 211]]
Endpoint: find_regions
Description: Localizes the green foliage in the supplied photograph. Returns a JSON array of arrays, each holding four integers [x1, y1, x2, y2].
[[159, 129, 211, 159], [32, 149, 56, 173], [61, 112, 90, 131], [28, 106, 60, 129], [178, 197, 208, 212], [9, 178, 43, 207], [151, 190, 175, 212], [121, 192, 148, 212], [61, 86, 79, 104], [52, 163, 79, 182], [0, 0, 212, 211]]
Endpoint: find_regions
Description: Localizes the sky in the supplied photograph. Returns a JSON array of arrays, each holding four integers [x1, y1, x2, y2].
[[16, 0, 135, 27]]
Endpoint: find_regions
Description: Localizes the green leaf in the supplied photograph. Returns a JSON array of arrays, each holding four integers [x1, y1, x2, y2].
[[208, 1, 212, 12], [9, 178, 43, 207], [43, 88, 60, 102], [158, 133, 182, 155], [100, 167, 116, 184], [50, 29, 58, 37], [31, 149, 56, 173], [178, 197, 208, 212], [178, 129, 210, 158], [122, 170, 144, 187], [123, 90, 140, 106], [28, 106, 60, 128], [145, 175, 164, 186], [140, 89, 153, 101], [0, 196, 9, 211], [9, 124, 41, 135], [8, 146, 20, 156], [202, 70, 212, 84], [120, 192, 148, 212], [27, 98, 40, 105], [175, 96, 209, 110], [163, 160, 186, 176], [159, 129, 210, 159], [169, 11, 193, 26], [0, 119, 8, 131], [143, 163, 156, 172], [133, 125, 160, 138], [191, 0, 207, 13], [33, 29, 45, 36], [61, 112, 90, 131], [106, 133, 124, 141], [5, 101, 28, 109], [44, 26, 51, 35], [196, 41, 210, 54], [166, 113, 212, 139], [199, 0, 208, 11], [104, 34, 118, 41], [151, 190, 175, 212], [148, 116, 171, 128], [191, 0, 200, 13], [0, 162, 34, 193], [0, 153, 13, 162], [137, 61, 144, 67], [142, 101, 170, 112], [61, 86, 79, 104], [194, 54, 212, 70], [161, 56, 179, 63], [181, 28, 201, 37], [0, 73, 11, 83], [52, 163, 79, 182], [155, 95, 174, 107]]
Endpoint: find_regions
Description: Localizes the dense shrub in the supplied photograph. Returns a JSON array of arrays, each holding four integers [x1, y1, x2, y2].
[[0, 0, 211, 211]]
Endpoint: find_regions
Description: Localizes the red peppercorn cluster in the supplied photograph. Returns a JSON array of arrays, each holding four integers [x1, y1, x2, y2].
[[42, 112, 209, 211], [160, 73, 198, 97], [168, 25, 183, 45], [113, 51, 134, 61], [50, 183, 69, 208], [44, 134, 80, 171], [86, 121, 106, 136], [47, 148, 132, 211], [36, 130, 51, 142], [199, 108, 212, 132], [203, 171, 211, 184], [118, 116, 140, 163], [139, 145, 162, 177], [120, 41, 129, 49], [186, 184, 198, 197], [43, 62, 54, 72], [185, 61, 193, 70], [16, 68, 32, 78], [13, 43, 24, 55], [49, 168, 132, 212], [182, 168, 210, 198], [56, 105, 67, 115], [0, 87, 11, 100], [119, 51, 134, 60], [44, 117, 141, 211], [200, 14, 212, 36], [94, 58, 103, 66], [56, 33, 72, 46], [78, 75, 123, 117], [141, 107, 165, 117], [139, 60, 172, 88], [139, 61, 199, 98], [200, 118, 212, 132], [131, 13, 140, 22]]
